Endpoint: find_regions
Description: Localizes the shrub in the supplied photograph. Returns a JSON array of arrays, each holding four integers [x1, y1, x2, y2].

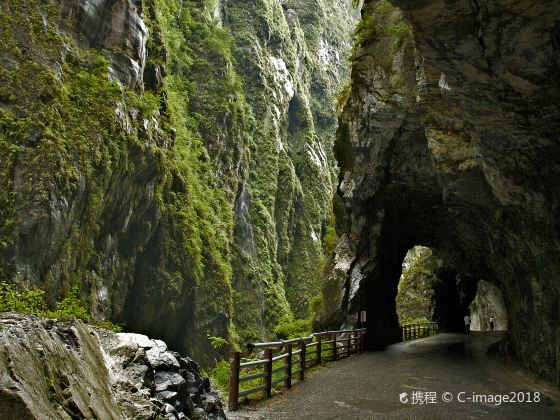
[[349, 4, 377, 62], [0, 281, 89, 322], [207, 334, 228, 349], [49, 285, 90, 322], [389, 22, 412, 47], [273, 315, 312, 339]]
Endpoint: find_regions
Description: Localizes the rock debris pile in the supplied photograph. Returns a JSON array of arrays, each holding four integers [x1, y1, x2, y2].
[[0, 313, 224, 419]]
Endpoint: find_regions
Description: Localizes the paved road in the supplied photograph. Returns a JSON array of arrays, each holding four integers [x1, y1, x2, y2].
[[226, 333, 560, 419]]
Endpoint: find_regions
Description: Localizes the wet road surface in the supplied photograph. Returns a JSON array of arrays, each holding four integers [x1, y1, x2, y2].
[[226, 332, 560, 419]]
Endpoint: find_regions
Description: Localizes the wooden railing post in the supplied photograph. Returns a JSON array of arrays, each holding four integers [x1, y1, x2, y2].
[[298, 340, 306, 380], [358, 331, 362, 354], [231, 328, 368, 409], [285, 344, 292, 389], [264, 348, 273, 398], [317, 336, 322, 364], [228, 351, 240, 411], [402, 322, 440, 342]]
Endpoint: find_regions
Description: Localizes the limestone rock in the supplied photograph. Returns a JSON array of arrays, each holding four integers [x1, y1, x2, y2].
[[0, 314, 225, 419]]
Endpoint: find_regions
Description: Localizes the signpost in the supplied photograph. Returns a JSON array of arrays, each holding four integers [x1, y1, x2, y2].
[[360, 310, 366, 330]]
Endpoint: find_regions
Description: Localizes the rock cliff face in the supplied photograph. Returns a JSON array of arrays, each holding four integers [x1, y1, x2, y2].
[[224, 0, 357, 342], [0, 313, 224, 419], [0, 0, 356, 362], [327, 0, 560, 384], [469, 279, 508, 332]]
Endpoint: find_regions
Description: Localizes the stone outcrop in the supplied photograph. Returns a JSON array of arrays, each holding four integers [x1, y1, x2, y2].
[[62, 0, 149, 89], [326, 0, 560, 385], [0, 313, 224, 419]]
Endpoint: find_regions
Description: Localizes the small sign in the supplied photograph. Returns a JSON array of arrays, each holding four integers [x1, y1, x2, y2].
[[360, 310, 366, 322]]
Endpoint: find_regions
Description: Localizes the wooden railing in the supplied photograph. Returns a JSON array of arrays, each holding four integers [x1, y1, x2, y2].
[[401, 322, 438, 341], [228, 328, 366, 410]]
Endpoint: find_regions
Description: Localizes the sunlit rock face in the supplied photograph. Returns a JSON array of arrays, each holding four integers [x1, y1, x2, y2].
[[326, 0, 560, 384], [470, 280, 508, 332], [62, 0, 149, 89]]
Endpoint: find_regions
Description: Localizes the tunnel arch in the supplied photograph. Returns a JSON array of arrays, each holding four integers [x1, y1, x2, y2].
[[325, 0, 560, 384]]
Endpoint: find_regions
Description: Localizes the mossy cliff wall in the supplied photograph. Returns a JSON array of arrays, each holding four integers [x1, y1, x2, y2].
[[325, 0, 560, 384], [0, 0, 356, 363], [224, 0, 357, 343]]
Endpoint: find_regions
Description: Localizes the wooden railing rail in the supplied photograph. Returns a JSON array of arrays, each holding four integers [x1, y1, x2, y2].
[[401, 322, 438, 341], [228, 327, 366, 410]]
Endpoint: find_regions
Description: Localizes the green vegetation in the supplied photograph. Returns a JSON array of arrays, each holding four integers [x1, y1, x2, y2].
[[347, 0, 414, 64], [273, 315, 312, 339], [0, 0, 356, 365], [91, 320, 123, 333], [209, 355, 292, 397], [336, 82, 353, 114], [317, 210, 338, 275], [209, 359, 230, 393], [401, 316, 431, 325], [0, 0, 165, 300], [207, 334, 228, 350], [224, 0, 353, 344], [389, 22, 412, 46], [377, 0, 393, 15], [0, 281, 90, 322], [209, 339, 326, 399], [350, 3, 377, 61], [389, 22, 411, 38]]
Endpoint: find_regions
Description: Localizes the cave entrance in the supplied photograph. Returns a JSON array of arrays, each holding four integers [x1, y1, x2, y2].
[[357, 242, 481, 350], [394, 245, 479, 337], [394, 246, 508, 338]]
